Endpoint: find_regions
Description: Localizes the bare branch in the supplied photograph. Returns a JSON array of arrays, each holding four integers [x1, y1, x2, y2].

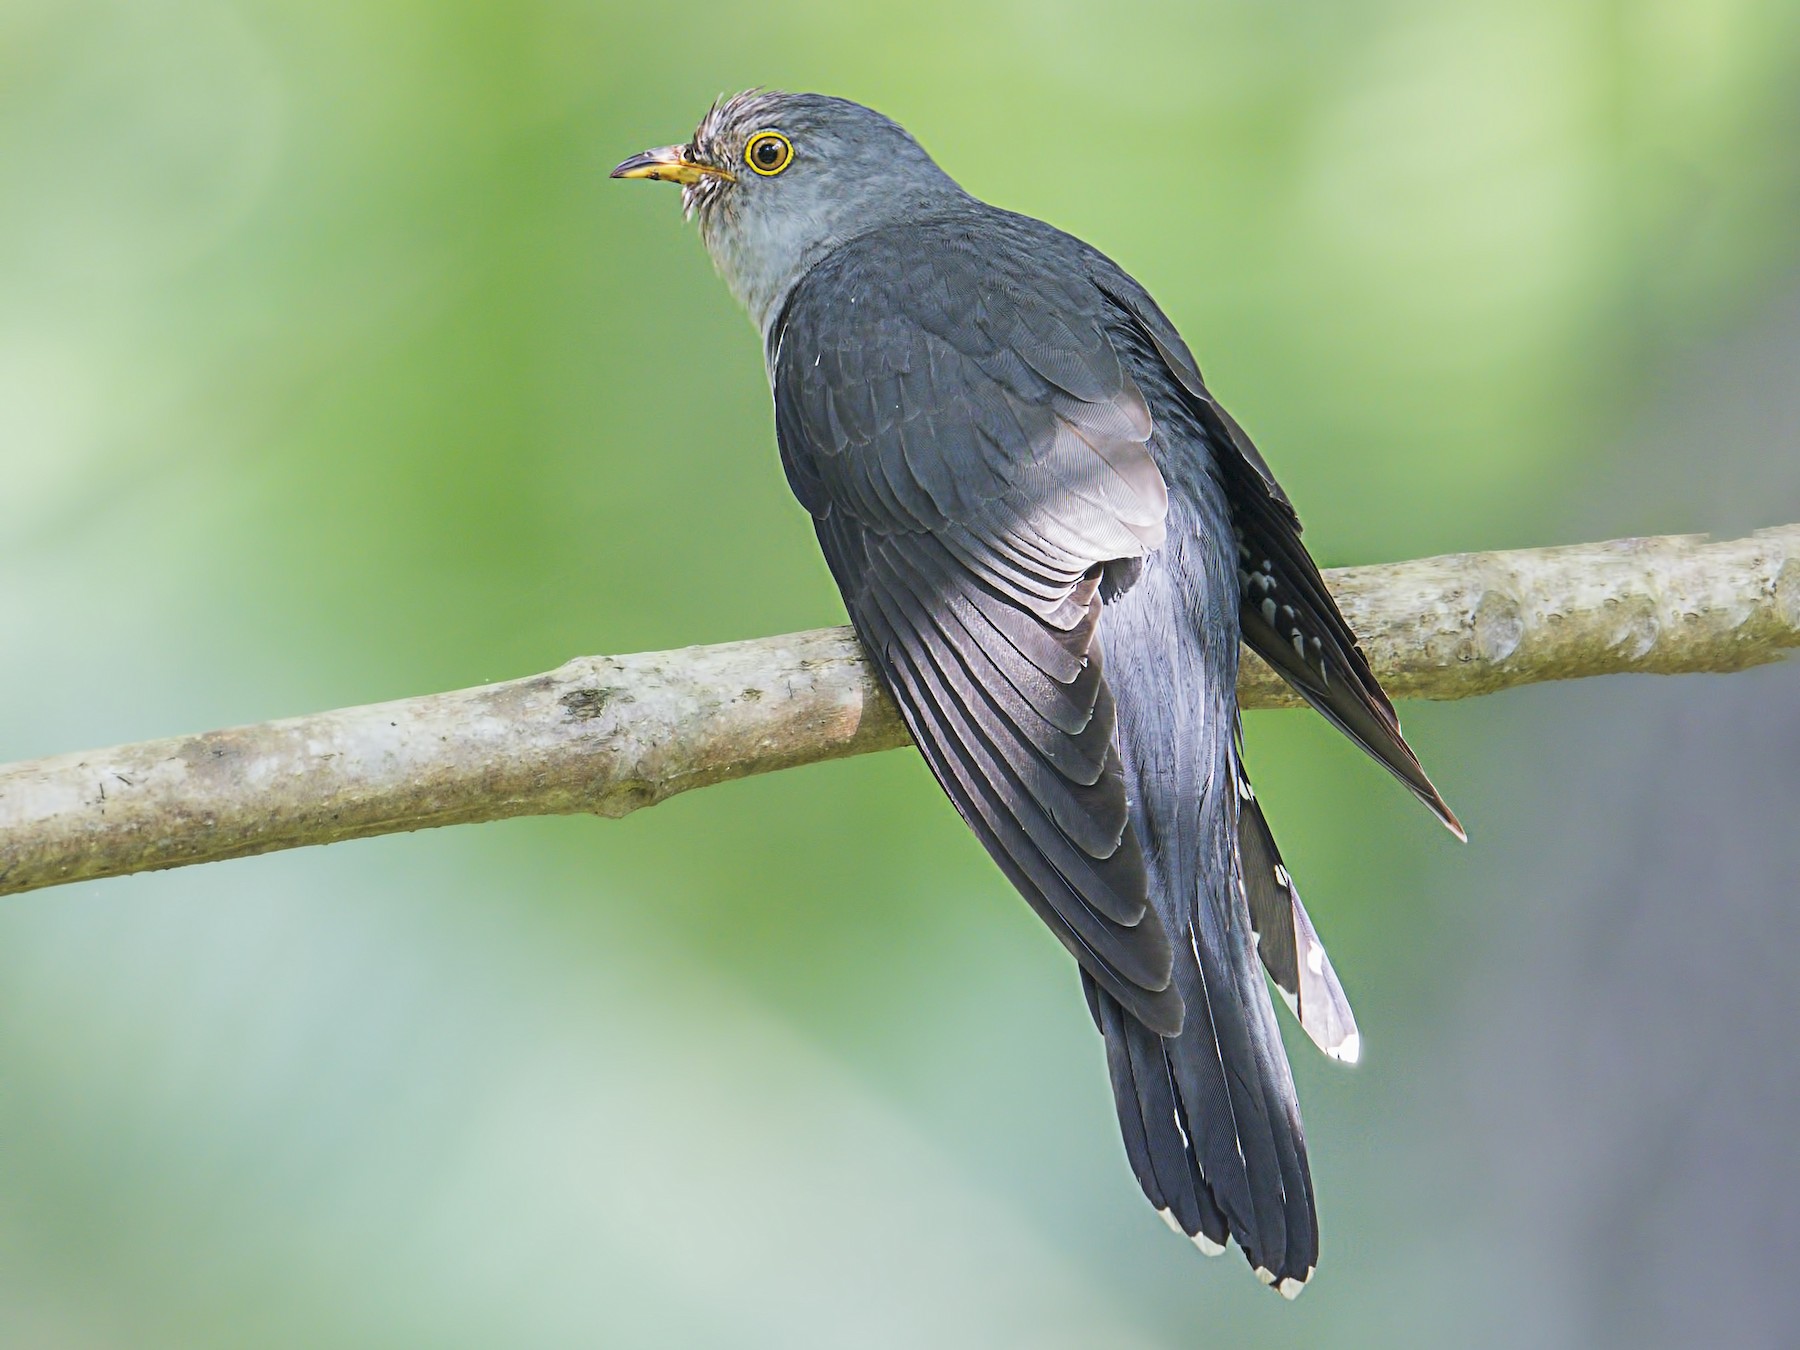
[[3, 525, 1796, 898]]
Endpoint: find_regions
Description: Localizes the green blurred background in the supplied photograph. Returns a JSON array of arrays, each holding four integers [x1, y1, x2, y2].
[[5, 1, 1800, 1345]]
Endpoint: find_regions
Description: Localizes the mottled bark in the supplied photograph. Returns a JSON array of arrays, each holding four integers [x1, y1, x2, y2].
[[3, 525, 1795, 898]]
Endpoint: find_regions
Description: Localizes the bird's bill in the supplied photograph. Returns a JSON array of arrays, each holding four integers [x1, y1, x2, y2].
[[609, 146, 735, 186]]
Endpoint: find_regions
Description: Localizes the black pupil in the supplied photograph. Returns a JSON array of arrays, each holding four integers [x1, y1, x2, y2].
[[755, 138, 782, 167]]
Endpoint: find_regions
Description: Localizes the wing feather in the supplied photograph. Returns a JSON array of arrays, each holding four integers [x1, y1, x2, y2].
[[776, 236, 1181, 1032], [1088, 271, 1462, 837]]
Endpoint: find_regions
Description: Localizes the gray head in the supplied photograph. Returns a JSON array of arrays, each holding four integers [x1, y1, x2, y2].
[[612, 92, 968, 331]]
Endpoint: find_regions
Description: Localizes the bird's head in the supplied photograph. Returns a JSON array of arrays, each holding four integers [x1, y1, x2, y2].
[[612, 91, 965, 330]]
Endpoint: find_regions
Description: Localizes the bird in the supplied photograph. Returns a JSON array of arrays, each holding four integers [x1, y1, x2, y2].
[[612, 91, 1461, 1298]]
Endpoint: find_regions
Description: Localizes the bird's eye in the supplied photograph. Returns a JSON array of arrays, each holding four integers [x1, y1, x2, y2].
[[744, 130, 794, 176]]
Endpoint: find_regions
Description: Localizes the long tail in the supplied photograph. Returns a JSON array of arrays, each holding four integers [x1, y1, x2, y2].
[[1079, 751, 1321, 1295], [1093, 544, 1323, 1294]]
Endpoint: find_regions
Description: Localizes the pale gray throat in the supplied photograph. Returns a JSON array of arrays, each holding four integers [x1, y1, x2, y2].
[[696, 204, 837, 338], [695, 175, 970, 337]]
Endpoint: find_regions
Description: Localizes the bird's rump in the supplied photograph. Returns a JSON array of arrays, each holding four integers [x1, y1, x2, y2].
[[1089, 270, 1462, 837]]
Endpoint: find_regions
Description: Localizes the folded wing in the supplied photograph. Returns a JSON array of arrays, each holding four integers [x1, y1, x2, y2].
[[770, 223, 1183, 1034], [1089, 272, 1462, 838]]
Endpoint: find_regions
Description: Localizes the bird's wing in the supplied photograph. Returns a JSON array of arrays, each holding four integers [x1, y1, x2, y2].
[[1090, 272, 1462, 838], [769, 223, 1183, 1035]]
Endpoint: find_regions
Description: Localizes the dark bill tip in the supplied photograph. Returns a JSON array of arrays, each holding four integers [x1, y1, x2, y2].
[[610, 146, 734, 186]]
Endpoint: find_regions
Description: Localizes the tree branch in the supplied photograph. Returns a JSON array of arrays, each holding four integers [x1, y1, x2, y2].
[[3, 526, 1796, 899]]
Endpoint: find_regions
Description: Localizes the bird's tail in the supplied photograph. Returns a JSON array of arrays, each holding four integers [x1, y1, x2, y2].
[[1092, 562, 1343, 1294], [1080, 749, 1323, 1296]]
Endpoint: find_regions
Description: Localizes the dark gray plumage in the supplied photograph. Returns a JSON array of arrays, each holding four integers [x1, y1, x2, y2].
[[613, 91, 1459, 1297]]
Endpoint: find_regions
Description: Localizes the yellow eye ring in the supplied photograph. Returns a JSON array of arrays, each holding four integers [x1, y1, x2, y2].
[[744, 130, 794, 176]]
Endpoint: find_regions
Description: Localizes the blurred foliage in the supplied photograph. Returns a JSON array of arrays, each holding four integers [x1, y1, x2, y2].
[[3, 0, 1799, 1345]]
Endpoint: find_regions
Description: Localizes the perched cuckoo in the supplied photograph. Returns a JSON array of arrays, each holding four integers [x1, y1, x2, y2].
[[613, 91, 1460, 1297]]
